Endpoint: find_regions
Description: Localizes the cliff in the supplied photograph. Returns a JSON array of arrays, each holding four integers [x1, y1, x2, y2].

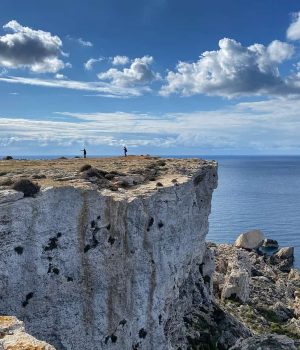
[[0, 156, 219, 349]]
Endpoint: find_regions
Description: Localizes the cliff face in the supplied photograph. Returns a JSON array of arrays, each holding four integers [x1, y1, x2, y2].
[[0, 157, 217, 349]]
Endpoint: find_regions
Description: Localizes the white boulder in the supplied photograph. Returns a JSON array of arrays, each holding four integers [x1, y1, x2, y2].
[[234, 230, 264, 249]]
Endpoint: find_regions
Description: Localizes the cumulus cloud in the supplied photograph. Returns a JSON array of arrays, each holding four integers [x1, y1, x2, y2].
[[84, 57, 104, 70], [0, 20, 67, 73], [287, 12, 300, 40], [160, 38, 295, 97], [98, 55, 161, 87], [112, 55, 130, 65]]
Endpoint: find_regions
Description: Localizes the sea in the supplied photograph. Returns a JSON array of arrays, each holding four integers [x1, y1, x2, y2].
[[207, 156, 300, 270], [8, 155, 300, 269]]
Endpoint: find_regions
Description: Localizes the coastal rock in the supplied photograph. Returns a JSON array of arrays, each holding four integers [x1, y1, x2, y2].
[[270, 247, 294, 272], [262, 238, 279, 249], [211, 242, 300, 341], [0, 316, 55, 350], [271, 302, 294, 322], [0, 157, 218, 350], [289, 269, 300, 280], [212, 244, 251, 303], [221, 269, 250, 302], [275, 247, 294, 259], [164, 249, 252, 349], [234, 229, 264, 249], [229, 334, 297, 350]]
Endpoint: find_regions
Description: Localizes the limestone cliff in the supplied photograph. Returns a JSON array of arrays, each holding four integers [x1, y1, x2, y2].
[[0, 157, 218, 350]]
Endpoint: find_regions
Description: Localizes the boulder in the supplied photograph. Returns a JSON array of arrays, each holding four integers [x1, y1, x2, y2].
[[289, 269, 300, 280], [262, 238, 279, 249], [275, 247, 294, 259], [234, 230, 264, 249], [271, 302, 294, 322], [293, 299, 300, 318], [221, 269, 250, 303], [230, 334, 297, 350]]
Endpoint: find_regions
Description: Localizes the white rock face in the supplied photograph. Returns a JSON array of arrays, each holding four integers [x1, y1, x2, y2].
[[0, 189, 23, 204], [0, 162, 217, 350], [234, 230, 264, 249], [221, 253, 251, 303]]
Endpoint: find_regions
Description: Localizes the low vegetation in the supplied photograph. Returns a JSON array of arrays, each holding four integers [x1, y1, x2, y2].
[[12, 179, 40, 197]]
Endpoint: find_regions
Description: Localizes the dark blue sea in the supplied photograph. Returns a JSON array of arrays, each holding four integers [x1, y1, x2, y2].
[[9, 155, 300, 269], [207, 156, 300, 269]]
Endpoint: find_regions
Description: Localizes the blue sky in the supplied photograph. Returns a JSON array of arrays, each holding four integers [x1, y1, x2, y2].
[[1, 0, 300, 156]]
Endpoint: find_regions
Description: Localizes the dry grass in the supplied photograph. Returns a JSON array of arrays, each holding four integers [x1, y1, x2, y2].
[[0, 156, 208, 189]]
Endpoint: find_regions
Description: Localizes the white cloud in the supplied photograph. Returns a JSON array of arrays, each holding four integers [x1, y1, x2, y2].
[[160, 38, 295, 97], [266, 40, 294, 63], [66, 35, 93, 47], [55, 73, 66, 79], [0, 20, 67, 73], [77, 38, 93, 47], [112, 55, 130, 66], [84, 57, 104, 70], [287, 12, 300, 40], [98, 55, 160, 87], [2, 98, 300, 153], [0, 76, 150, 98]]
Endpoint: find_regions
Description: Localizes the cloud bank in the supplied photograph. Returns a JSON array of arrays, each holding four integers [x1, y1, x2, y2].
[[0, 76, 150, 97], [2, 98, 300, 153]]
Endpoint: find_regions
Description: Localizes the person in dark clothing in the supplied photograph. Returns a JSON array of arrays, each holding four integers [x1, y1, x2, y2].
[[123, 146, 128, 157], [81, 148, 87, 158]]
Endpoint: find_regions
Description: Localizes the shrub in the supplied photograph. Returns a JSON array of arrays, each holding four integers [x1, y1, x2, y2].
[[157, 160, 166, 166], [3, 156, 13, 160], [87, 167, 108, 177], [80, 164, 92, 172], [12, 179, 40, 197]]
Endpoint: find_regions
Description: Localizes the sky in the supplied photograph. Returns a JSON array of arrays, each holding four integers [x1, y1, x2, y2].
[[1, 0, 300, 156]]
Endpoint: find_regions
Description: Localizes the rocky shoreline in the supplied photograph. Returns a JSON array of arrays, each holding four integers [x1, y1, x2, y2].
[[210, 235, 300, 349]]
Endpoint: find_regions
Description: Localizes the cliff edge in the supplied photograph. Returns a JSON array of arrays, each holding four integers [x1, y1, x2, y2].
[[0, 156, 218, 349]]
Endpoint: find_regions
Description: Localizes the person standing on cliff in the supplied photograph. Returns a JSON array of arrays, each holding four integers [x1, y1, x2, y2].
[[81, 148, 87, 158], [124, 146, 128, 157]]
